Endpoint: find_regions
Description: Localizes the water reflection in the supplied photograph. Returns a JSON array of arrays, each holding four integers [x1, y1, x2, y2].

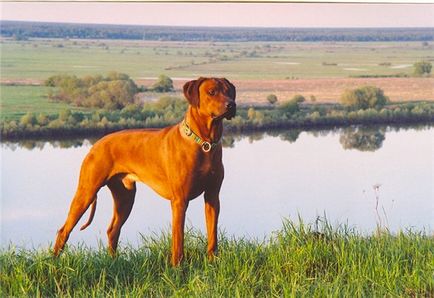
[[2, 138, 98, 151], [1, 124, 431, 153], [277, 130, 302, 143], [339, 127, 386, 152]]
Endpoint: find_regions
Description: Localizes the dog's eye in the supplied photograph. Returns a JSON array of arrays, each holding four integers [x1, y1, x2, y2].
[[208, 90, 216, 96]]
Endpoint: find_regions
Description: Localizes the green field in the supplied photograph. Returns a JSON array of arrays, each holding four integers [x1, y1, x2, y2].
[[1, 222, 432, 296], [0, 85, 92, 121], [1, 39, 433, 80]]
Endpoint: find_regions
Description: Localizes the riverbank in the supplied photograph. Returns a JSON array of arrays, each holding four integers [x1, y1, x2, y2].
[[1, 221, 432, 297], [1, 100, 433, 140]]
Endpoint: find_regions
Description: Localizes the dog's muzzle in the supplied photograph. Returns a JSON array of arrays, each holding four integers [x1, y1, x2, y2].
[[212, 101, 236, 121], [224, 101, 236, 120]]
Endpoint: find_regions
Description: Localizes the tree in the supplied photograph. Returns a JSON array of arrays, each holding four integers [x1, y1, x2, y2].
[[291, 94, 305, 103], [45, 74, 65, 87], [45, 72, 139, 109], [413, 61, 432, 76], [266, 94, 278, 105], [340, 86, 388, 110], [36, 113, 49, 126], [152, 74, 174, 92], [121, 104, 142, 118], [20, 112, 36, 126], [247, 107, 256, 120], [280, 100, 299, 116], [59, 109, 72, 121], [279, 94, 306, 116]]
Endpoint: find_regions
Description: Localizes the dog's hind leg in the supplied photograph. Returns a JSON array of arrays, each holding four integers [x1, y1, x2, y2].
[[106, 176, 136, 256], [53, 184, 101, 256], [53, 154, 109, 256]]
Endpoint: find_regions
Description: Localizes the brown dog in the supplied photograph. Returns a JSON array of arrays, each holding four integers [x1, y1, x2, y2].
[[53, 77, 236, 265]]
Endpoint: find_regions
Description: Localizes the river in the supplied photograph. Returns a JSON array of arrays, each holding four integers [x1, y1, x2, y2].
[[1, 125, 433, 249]]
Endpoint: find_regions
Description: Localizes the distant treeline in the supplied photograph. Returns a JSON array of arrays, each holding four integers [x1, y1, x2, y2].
[[1, 21, 433, 42]]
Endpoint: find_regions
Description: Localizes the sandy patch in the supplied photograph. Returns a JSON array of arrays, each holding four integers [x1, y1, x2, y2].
[[339, 63, 377, 66], [138, 76, 195, 81], [273, 62, 300, 65], [0, 78, 43, 86], [390, 64, 412, 69], [343, 68, 368, 71]]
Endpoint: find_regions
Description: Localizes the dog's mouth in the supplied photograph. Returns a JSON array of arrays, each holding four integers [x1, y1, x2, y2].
[[213, 104, 236, 121], [225, 105, 236, 120]]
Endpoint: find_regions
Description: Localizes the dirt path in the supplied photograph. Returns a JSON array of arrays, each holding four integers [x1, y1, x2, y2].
[[0, 78, 43, 86], [230, 78, 434, 104], [137, 77, 434, 104]]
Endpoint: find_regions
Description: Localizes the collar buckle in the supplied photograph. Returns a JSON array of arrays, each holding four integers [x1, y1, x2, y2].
[[201, 142, 212, 152]]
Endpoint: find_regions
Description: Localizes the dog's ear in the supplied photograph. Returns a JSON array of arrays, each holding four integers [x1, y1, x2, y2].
[[183, 77, 206, 107], [222, 78, 236, 101]]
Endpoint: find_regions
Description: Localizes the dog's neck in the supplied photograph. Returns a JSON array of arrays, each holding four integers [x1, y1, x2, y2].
[[184, 106, 223, 144]]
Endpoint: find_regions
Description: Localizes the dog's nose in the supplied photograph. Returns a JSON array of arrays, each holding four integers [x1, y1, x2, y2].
[[226, 101, 236, 110]]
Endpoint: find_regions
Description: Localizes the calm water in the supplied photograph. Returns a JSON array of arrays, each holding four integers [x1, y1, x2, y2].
[[1, 125, 433, 249]]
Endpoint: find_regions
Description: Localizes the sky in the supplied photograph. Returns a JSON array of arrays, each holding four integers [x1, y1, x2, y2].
[[1, 2, 434, 28]]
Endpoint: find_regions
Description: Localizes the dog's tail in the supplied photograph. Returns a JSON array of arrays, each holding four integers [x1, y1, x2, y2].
[[80, 198, 97, 231]]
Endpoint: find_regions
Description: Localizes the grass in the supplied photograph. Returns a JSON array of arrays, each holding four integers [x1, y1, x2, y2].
[[1, 220, 433, 297], [1, 39, 433, 80], [0, 85, 92, 121]]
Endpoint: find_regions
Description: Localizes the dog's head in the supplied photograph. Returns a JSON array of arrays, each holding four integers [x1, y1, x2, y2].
[[183, 77, 236, 120]]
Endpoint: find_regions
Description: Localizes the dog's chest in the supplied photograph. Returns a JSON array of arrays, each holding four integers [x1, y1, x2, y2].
[[185, 155, 220, 194], [193, 153, 219, 177]]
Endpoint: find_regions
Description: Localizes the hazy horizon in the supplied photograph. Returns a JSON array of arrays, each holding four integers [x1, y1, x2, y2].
[[2, 19, 433, 29], [1, 3, 434, 28]]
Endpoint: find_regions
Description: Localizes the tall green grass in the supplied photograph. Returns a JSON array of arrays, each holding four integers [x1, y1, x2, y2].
[[1, 220, 432, 297]]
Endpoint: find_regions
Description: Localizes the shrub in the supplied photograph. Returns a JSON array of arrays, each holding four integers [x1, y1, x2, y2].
[[340, 86, 389, 110], [45, 72, 139, 109], [59, 109, 72, 121], [20, 112, 36, 126], [247, 107, 256, 120], [291, 94, 306, 103], [121, 104, 142, 119], [279, 100, 300, 116], [47, 119, 65, 129], [279, 94, 306, 117], [413, 61, 432, 76], [71, 112, 85, 123], [44, 74, 66, 87], [151, 74, 174, 92], [152, 96, 187, 117], [36, 113, 49, 126], [266, 94, 278, 105]]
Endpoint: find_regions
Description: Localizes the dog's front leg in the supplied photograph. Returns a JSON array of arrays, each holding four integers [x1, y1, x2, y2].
[[170, 199, 188, 266], [204, 191, 220, 259]]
